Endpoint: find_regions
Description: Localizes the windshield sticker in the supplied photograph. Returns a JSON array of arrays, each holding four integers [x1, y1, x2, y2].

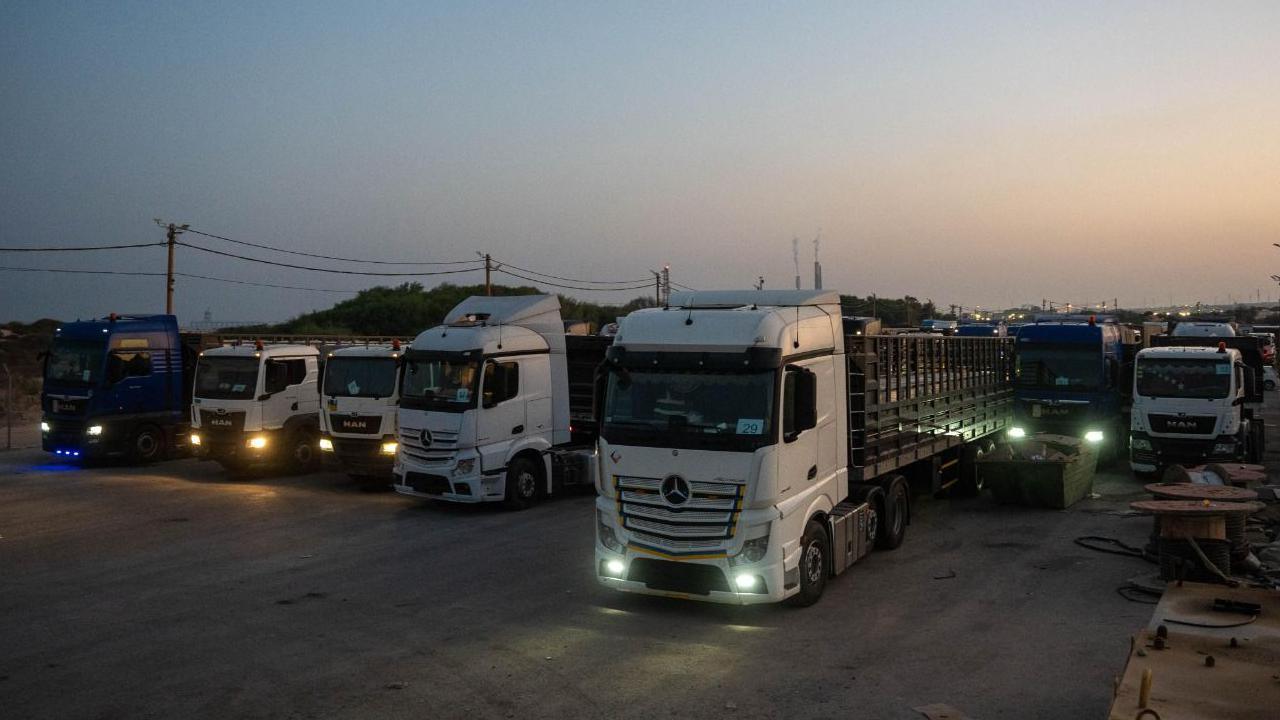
[[456, 388, 471, 402], [81, 370, 91, 381], [232, 384, 246, 392], [1216, 364, 1231, 375], [736, 418, 764, 435], [1055, 377, 1070, 386], [348, 380, 361, 395]]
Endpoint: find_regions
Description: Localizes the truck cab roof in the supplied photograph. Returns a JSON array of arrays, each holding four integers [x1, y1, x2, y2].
[[1136, 345, 1240, 361], [410, 294, 562, 357], [327, 345, 400, 359], [55, 314, 177, 340], [202, 344, 320, 359], [617, 291, 839, 357]]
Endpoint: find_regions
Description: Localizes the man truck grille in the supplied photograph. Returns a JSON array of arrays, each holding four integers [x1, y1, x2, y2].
[[615, 475, 743, 552], [331, 415, 382, 434], [1147, 414, 1216, 435]]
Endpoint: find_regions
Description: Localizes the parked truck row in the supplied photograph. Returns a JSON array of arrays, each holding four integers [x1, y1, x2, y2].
[[38, 296, 1271, 607]]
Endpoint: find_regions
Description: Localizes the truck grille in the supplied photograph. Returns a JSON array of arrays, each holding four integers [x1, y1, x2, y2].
[[615, 475, 743, 554], [331, 415, 382, 435], [45, 417, 84, 445], [398, 426, 458, 465], [1148, 414, 1216, 435], [199, 410, 245, 437]]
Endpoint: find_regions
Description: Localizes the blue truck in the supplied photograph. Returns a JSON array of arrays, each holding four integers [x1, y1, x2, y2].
[[40, 314, 213, 462], [1010, 316, 1133, 462]]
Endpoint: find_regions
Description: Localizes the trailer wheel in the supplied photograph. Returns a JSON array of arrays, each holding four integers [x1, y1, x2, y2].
[[503, 457, 540, 510], [876, 476, 909, 550], [953, 443, 986, 497], [785, 519, 829, 607]]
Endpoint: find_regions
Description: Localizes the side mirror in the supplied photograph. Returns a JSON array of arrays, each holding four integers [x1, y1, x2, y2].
[[257, 393, 272, 401], [1232, 395, 1246, 407]]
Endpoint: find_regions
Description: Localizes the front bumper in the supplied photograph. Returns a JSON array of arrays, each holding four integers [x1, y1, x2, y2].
[[593, 497, 789, 605], [42, 417, 121, 458], [392, 465, 501, 503], [322, 434, 395, 477], [191, 428, 285, 466], [1130, 431, 1239, 470]]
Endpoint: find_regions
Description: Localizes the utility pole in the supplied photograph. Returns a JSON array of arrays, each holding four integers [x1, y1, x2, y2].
[[2, 363, 10, 451], [484, 253, 492, 296], [653, 271, 662, 305], [661, 265, 670, 306], [755, 276, 765, 291], [154, 219, 188, 315]]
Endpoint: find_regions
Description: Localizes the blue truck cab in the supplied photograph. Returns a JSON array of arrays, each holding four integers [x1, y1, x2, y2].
[[1011, 317, 1131, 461], [40, 314, 208, 462]]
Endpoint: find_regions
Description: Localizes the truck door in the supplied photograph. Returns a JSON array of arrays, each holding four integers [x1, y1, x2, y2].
[[262, 358, 309, 430], [779, 363, 820, 497], [102, 347, 159, 416], [476, 359, 525, 474]]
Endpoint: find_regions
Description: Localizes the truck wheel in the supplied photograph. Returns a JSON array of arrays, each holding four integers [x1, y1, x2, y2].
[[876, 476, 909, 550], [131, 425, 166, 464], [1253, 419, 1266, 460], [289, 430, 320, 473], [953, 443, 986, 497], [503, 457, 540, 510], [785, 519, 829, 607]]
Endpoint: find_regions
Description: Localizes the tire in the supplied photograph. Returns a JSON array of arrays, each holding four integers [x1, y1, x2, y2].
[[785, 519, 829, 607], [503, 457, 541, 510], [952, 443, 986, 497], [289, 430, 320, 473], [130, 425, 166, 464], [876, 476, 909, 550], [1253, 419, 1266, 460]]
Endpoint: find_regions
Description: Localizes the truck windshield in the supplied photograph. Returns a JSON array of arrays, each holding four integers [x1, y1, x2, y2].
[[323, 357, 397, 398], [602, 370, 775, 452], [1136, 359, 1231, 399], [400, 355, 479, 412], [1016, 345, 1100, 390], [46, 339, 105, 385], [194, 356, 259, 399]]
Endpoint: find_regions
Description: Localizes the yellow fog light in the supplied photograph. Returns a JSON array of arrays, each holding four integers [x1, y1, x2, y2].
[[41, 421, 50, 433], [86, 425, 103, 436], [247, 436, 268, 450], [189, 433, 201, 446], [734, 573, 759, 591], [380, 441, 398, 455], [1084, 430, 1104, 443], [319, 437, 334, 451], [1007, 426, 1026, 439]]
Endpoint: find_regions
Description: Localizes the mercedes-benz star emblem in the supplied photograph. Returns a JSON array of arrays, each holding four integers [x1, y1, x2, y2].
[[419, 428, 433, 447], [660, 474, 692, 506]]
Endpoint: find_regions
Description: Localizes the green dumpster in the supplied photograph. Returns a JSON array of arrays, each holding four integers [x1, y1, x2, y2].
[[977, 434, 1098, 509]]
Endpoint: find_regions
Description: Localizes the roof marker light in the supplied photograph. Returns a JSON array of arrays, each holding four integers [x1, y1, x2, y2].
[[255, 338, 264, 351], [1218, 341, 1227, 353], [392, 338, 401, 351]]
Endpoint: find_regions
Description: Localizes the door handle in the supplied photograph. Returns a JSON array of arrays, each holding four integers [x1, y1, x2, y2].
[[807, 465, 817, 480], [512, 425, 524, 434], [291, 402, 299, 411]]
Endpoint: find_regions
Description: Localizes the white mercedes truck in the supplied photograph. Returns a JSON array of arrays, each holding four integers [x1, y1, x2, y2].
[[393, 295, 610, 509], [1129, 339, 1265, 474], [594, 290, 1013, 605], [190, 341, 323, 473], [318, 343, 404, 480]]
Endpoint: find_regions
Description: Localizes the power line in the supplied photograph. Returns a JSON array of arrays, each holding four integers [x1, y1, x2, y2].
[[176, 239, 485, 277], [0, 242, 165, 252], [184, 226, 479, 265], [0, 265, 360, 293], [494, 266, 653, 292], [491, 258, 653, 285]]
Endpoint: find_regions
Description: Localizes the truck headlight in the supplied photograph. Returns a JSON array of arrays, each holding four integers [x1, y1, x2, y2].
[[1083, 430, 1104, 443], [453, 458, 476, 476], [189, 433, 202, 446], [380, 441, 398, 455], [1212, 442, 1236, 454], [734, 573, 760, 591], [319, 437, 334, 451], [730, 524, 771, 566], [1008, 426, 1026, 439], [597, 509, 622, 552], [86, 425, 103, 436], [41, 421, 50, 433], [247, 436, 268, 449], [1130, 437, 1151, 451], [602, 559, 626, 578]]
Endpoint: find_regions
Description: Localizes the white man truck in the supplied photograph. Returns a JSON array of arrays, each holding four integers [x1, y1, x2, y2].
[[393, 295, 611, 508], [318, 343, 405, 480], [594, 290, 1013, 605], [190, 341, 324, 473], [1129, 336, 1266, 474]]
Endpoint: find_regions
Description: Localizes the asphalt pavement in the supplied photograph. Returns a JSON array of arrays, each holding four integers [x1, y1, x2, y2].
[[0, 445, 1170, 720]]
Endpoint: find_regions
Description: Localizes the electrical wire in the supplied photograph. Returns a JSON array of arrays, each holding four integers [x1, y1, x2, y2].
[[176, 239, 485, 277], [0, 265, 360, 293], [491, 259, 652, 286], [1074, 536, 1148, 559], [0, 242, 166, 252], [184, 227, 479, 265], [493, 266, 654, 292]]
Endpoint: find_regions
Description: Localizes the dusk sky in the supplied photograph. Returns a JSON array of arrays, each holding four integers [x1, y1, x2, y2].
[[3, 2, 1279, 323]]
